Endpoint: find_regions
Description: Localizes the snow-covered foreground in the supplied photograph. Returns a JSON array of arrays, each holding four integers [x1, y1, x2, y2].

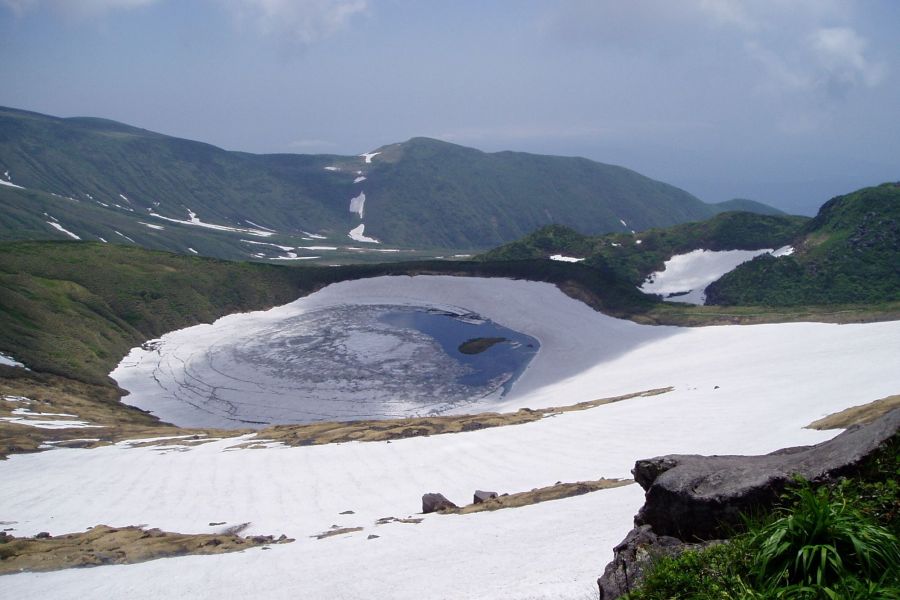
[[4, 277, 900, 599]]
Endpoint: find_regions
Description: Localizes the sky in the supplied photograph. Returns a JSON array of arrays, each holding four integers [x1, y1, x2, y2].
[[1, 0, 898, 215]]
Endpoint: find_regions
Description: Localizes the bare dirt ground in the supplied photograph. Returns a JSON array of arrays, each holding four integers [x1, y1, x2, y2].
[[0, 524, 292, 575]]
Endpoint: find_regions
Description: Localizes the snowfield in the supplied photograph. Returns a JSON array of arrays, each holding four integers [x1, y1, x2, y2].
[[348, 223, 380, 243], [349, 191, 366, 218], [640, 247, 786, 304], [3, 276, 900, 599]]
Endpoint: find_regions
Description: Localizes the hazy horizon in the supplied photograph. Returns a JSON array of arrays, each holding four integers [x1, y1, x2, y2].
[[3, 1, 898, 215]]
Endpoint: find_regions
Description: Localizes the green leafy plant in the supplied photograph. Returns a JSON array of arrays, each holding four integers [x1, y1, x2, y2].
[[746, 484, 900, 594]]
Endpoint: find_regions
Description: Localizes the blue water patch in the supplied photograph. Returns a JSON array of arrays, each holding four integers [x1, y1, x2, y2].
[[379, 307, 539, 396]]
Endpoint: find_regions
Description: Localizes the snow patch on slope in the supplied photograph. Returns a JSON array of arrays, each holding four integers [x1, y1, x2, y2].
[[46, 221, 81, 240], [640, 248, 774, 305], [0, 179, 24, 189], [349, 192, 366, 218], [348, 224, 380, 243], [360, 151, 380, 164], [148, 209, 274, 238], [0, 352, 26, 369], [549, 255, 584, 263]]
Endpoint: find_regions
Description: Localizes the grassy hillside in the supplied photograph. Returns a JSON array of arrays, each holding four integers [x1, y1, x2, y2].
[[478, 211, 809, 286], [0, 106, 781, 252], [706, 183, 900, 305]]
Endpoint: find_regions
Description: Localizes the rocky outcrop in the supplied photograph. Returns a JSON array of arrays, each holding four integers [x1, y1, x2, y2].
[[422, 493, 457, 513], [596, 525, 714, 600], [633, 409, 899, 540], [473, 490, 499, 504], [597, 409, 900, 599]]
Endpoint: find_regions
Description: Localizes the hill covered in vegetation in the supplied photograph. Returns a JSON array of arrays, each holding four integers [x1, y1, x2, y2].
[[478, 211, 809, 286], [706, 183, 900, 305]]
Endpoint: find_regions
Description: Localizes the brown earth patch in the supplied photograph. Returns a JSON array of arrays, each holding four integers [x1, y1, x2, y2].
[[805, 394, 900, 430], [0, 524, 292, 575], [439, 478, 634, 515], [248, 387, 672, 447], [311, 527, 364, 540], [0, 370, 232, 459]]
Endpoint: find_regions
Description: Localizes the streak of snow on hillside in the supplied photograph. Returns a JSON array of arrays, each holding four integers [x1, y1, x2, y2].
[[549, 254, 584, 263], [148, 210, 274, 237], [349, 192, 366, 218], [46, 221, 81, 240], [0, 352, 26, 368], [348, 224, 380, 243]]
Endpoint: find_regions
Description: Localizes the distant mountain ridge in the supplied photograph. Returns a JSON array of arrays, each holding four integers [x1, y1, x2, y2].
[[0, 106, 784, 255]]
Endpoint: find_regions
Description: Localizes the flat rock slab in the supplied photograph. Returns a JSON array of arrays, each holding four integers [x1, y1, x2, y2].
[[633, 408, 900, 540]]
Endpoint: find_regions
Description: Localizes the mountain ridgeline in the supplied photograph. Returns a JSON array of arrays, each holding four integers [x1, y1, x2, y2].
[[0, 106, 780, 252]]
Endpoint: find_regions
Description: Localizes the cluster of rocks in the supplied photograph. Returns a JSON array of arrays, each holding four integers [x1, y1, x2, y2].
[[597, 409, 900, 599], [421, 490, 498, 513]]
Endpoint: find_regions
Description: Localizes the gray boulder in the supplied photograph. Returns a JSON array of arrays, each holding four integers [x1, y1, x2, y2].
[[633, 408, 900, 540], [422, 493, 457, 514], [473, 490, 498, 504]]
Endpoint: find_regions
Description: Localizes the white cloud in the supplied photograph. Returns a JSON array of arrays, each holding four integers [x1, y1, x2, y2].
[[809, 27, 886, 90], [221, 0, 367, 44]]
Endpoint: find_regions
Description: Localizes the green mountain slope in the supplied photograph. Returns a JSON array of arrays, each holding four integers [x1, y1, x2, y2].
[[706, 183, 900, 305], [0, 106, 781, 253], [710, 198, 786, 216]]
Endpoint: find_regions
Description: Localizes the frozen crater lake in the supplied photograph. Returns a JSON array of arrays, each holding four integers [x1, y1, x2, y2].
[[113, 296, 538, 428]]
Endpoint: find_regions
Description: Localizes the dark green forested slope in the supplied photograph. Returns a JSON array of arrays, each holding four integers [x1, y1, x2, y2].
[[706, 183, 900, 305], [478, 211, 809, 286]]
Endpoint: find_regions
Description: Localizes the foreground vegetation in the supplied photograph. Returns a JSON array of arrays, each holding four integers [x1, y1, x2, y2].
[[624, 435, 900, 599]]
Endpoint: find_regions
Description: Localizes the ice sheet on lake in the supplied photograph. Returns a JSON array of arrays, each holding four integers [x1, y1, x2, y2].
[[113, 305, 524, 428]]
